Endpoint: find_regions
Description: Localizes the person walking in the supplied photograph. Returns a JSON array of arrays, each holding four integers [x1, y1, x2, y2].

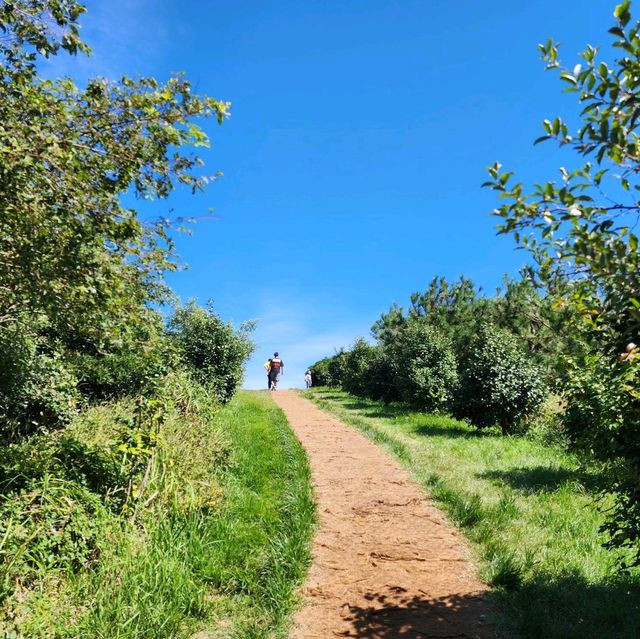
[[304, 369, 312, 388], [263, 359, 271, 389], [268, 352, 284, 390]]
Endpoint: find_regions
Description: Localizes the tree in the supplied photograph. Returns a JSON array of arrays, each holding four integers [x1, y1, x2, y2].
[[341, 339, 378, 398], [0, 1, 231, 435], [327, 350, 348, 388], [0, 0, 229, 347], [309, 356, 333, 387], [387, 320, 459, 413], [168, 303, 255, 404], [484, 1, 640, 560], [456, 324, 546, 434], [0, 0, 234, 437], [371, 303, 406, 346], [492, 276, 581, 383], [373, 275, 573, 384]]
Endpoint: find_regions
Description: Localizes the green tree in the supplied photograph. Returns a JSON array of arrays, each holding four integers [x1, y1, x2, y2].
[[309, 357, 333, 387], [492, 276, 581, 383], [0, 0, 229, 345], [168, 303, 255, 404], [364, 345, 400, 403], [0, 317, 79, 439], [327, 350, 348, 389], [457, 324, 546, 434], [373, 275, 573, 384], [372, 277, 488, 351], [387, 320, 458, 413], [0, 1, 230, 434], [341, 338, 377, 398], [407, 276, 490, 346], [371, 303, 406, 346], [484, 1, 640, 559]]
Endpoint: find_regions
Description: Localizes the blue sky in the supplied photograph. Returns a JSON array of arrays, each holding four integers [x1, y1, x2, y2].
[[48, 0, 611, 389]]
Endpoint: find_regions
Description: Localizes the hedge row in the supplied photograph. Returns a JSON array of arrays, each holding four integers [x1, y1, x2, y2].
[[311, 278, 553, 434]]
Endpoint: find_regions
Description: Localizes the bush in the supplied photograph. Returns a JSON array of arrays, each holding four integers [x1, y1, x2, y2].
[[560, 351, 640, 558], [387, 320, 459, 412], [341, 340, 401, 403], [309, 357, 332, 387], [562, 353, 625, 458], [525, 394, 568, 447], [0, 476, 110, 600], [457, 324, 546, 434], [168, 302, 255, 404], [310, 344, 399, 402], [342, 339, 377, 398], [0, 430, 124, 602], [309, 352, 352, 388], [0, 320, 78, 440], [364, 346, 400, 403], [327, 351, 348, 388], [72, 314, 175, 401]]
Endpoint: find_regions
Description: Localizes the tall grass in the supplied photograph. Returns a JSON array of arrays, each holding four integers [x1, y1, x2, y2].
[[1, 390, 314, 638], [304, 387, 640, 639]]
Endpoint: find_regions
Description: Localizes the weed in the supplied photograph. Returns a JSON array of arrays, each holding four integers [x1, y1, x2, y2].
[[1, 391, 314, 638]]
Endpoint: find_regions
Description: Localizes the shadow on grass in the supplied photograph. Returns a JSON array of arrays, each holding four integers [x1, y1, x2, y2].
[[315, 393, 346, 402], [342, 401, 402, 419], [343, 575, 640, 638], [412, 422, 497, 439], [480, 465, 606, 494], [343, 400, 374, 411], [323, 395, 499, 438], [507, 572, 640, 639], [341, 588, 499, 638]]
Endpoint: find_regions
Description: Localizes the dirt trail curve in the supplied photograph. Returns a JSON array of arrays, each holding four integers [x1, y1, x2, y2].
[[271, 391, 500, 639]]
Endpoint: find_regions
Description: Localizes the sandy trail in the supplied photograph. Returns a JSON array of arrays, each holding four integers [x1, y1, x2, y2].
[[271, 390, 499, 639]]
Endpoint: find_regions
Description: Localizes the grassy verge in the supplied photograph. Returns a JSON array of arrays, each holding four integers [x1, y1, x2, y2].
[[1, 388, 314, 639], [303, 387, 640, 639]]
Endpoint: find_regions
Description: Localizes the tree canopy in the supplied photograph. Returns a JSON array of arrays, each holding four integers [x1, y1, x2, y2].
[[484, 0, 640, 562], [0, 0, 229, 350], [0, 1, 253, 440]]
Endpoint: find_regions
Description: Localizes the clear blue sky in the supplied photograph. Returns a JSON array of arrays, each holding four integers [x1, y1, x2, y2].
[[48, 0, 611, 389]]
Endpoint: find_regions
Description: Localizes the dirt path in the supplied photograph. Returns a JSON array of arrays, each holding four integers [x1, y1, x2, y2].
[[271, 391, 500, 639]]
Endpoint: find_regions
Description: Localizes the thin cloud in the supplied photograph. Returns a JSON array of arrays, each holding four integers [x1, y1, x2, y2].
[[243, 292, 365, 390]]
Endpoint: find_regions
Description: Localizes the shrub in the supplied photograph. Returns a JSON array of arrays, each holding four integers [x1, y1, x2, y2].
[[526, 394, 568, 447], [560, 351, 640, 558], [72, 314, 176, 401], [0, 476, 110, 600], [364, 346, 400, 403], [483, 4, 640, 558], [342, 339, 377, 398], [387, 320, 458, 412], [327, 351, 348, 388], [0, 430, 124, 602], [457, 324, 546, 434], [0, 434, 124, 505], [562, 353, 625, 458], [0, 320, 78, 440], [168, 302, 255, 404], [309, 352, 351, 388], [309, 357, 332, 387], [341, 340, 401, 402]]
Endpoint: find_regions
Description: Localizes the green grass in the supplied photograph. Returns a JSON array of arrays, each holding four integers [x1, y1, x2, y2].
[[303, 387, 640, 639], [1, 390, 314, 639]]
